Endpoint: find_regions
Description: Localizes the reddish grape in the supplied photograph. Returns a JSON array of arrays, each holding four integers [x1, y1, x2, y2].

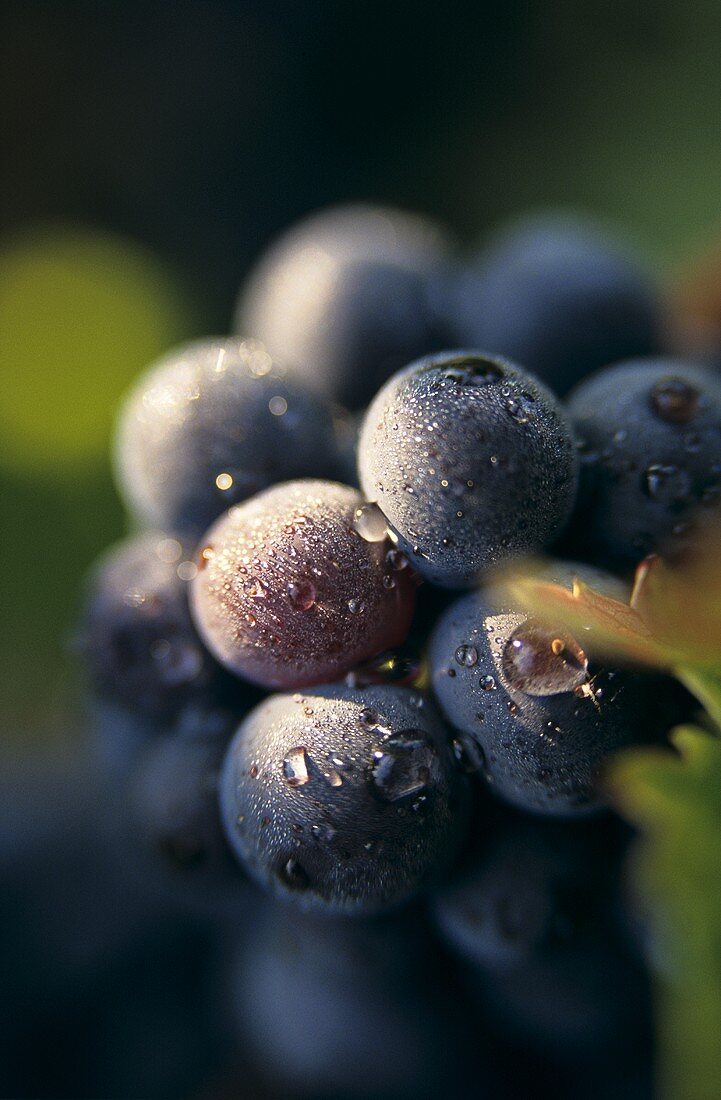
[[190, 480, 416, 689]]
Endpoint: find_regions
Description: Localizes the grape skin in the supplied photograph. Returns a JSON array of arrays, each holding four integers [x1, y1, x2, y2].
[[219, 684, 469, 915], [190, 480, 416, 690], [114, 337, 344, 537], [358, 351, 578, 588]]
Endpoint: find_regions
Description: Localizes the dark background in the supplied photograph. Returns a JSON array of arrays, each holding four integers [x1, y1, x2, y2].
[[2, 5, 721, 1097], [2, 0, 721, 772]]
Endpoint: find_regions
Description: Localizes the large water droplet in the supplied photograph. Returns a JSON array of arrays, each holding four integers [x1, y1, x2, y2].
[[352, 502, 389, 542], [358, 707, 391, 735], [642, 464, 692, 503], [649, 378, 700, 424], [246, 577, 267, 598], [282, 746, 310, 787], [440, 356, 504, 387], [480, 675, 496, 691], [505, 394, 536, 424], [348, 597, 365, 614], [455, 644, 478, 668], [502, 620, 588, 696], [288, 579, 317, 611], [370, 732, 435, 802]]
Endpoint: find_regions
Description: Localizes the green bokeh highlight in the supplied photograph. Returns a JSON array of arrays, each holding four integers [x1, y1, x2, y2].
[[0, 226, 196, 731], [0, 227, 191, 472]]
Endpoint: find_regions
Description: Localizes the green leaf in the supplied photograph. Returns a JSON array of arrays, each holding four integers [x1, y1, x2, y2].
[[676, 667, 721, 733], [610, 726, 721, 1100]]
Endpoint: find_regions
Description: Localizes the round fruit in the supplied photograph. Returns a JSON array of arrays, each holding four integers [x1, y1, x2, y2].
[[445, 212, 662, 396], [190, 480, 416, 689], [114, 337, 343, 537], [219, 684, 468, 914], [78, 531, 219, 720], [358, 351, 578, 588], [235, 204, 452, 408], [567, 358, 721, 565], [428, 565, 674, 815]]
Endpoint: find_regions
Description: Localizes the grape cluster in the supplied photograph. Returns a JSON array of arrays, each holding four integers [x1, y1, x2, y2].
[[76, 202, 717, 1097]]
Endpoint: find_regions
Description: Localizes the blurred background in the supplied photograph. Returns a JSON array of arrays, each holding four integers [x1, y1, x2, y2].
[[5, 0, 721, 736], [2, 2, 721, 1096]]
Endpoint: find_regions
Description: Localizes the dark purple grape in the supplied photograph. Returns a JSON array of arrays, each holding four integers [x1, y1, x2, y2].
[[567, 358, 721, 566], [432, 814, 617, 972], [358, 351, 578, 587], [114, 337, 345, 537], [229, 903, 477, 1100], [219, 684, 469, 915], [123, 700, 251, 912], [78, 531, 221, 721], [235, 204, 453, 408], [428, 565, 677, 816], [445, 212, 663, 396], [190, 480, 416, 689], [476, 933, 652, 1063]]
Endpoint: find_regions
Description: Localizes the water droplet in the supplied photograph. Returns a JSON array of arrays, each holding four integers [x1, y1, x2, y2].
[[386, 548, 409, 571], [348, 597, 365, 614], [454, 737, 491, 779], [480, 675, 496, 691], [505, 394, 536, 424], [455, 644, 478, 667], [282, 746, 309, 787], [642, 464, 692, 503], [324, 769, 343, 788], [288, 579, 317, 611], [358, 707, 391, 735], [352, 502, 388, 542], [311, 822, 336, 841], [502, 620, 588, 696], [370, 732, 435, 802], [246, 577, 266, 598], [441, 356, 504, 387], [650, 378, 700, 424], [249, 765, 258, 779], [277, 858, 309, 890]]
